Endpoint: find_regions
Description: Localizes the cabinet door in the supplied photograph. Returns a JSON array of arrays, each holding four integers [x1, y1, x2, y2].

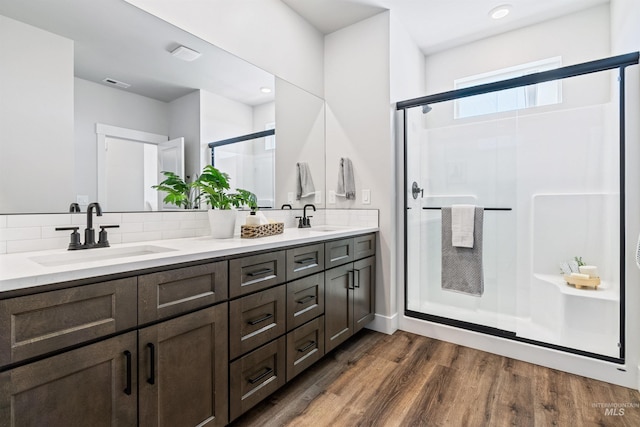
[[138, 261, 227, 325], [353, 256, 376, 333], [139, 304, 228, 427], [324, 263, 354, 353], [0, 332, 137, 426]]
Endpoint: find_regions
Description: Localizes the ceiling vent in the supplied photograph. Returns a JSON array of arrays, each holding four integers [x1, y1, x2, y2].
[[102, 78, 131, 89], [171, 45, 202, 61]]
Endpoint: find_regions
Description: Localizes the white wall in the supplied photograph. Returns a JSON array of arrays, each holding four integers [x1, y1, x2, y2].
[[611, 0, 640, 390], [169, 91, 201, 182], [124, 0, 324, 98], [325, 12, 393, 319], [275, 78, 325, 209], [74, 78, 170, 205], [0, 16, 74, 213]]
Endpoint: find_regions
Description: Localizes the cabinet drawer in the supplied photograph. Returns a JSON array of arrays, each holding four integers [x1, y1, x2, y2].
[[286, 243, 324, 281], [286, 316, 324, 382], [230, 336, 286, 421], [229, 251, 286, 298], [229, 285, 286, 359], [0, 278, 137, 367], [138, 261, 228, 325], [325, 238, 354, 269], [354, 233, 376, 260], [286, 272, 324, 331]]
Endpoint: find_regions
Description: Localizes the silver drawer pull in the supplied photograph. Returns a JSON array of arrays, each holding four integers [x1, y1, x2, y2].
[[295, 257, 316, 265], [247, 268, 274, 277], [247, 313, 274, 325], [297, 341, 316, 353], [248, 367, 273, 384], [297, 295, 315, 304]]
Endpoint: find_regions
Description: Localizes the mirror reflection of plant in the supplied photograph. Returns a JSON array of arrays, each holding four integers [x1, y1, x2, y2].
[[152, 171, 198, 209], [193, 165, 256, 210]]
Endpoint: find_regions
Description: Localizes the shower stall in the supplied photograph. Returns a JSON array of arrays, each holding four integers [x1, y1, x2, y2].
[[398, 52, 639, 362]]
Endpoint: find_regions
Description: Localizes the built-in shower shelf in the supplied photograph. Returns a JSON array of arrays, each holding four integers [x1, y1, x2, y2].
[[534, 274, 618, 301]]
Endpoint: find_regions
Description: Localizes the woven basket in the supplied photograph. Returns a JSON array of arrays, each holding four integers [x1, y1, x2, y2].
[[241, 222, 284, 238]]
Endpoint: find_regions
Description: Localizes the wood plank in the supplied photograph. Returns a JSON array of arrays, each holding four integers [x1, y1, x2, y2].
[[230, 330, 640, 427]]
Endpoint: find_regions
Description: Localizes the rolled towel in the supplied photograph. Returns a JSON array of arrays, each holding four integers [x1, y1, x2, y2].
[[296, 162, 315, 200], [336, 157, 356, 200], [451, 204, 476, 248]]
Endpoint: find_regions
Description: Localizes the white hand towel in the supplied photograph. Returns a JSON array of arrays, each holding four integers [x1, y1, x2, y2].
[[451, 204, 475, 248]]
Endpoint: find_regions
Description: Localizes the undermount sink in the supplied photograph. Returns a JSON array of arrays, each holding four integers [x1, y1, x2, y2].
[[30, 245, 176, 267], [307, 226, 344, 232]]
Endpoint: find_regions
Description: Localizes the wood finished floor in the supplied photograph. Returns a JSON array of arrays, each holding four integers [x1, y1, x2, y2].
[[231, 330, 640, 427]]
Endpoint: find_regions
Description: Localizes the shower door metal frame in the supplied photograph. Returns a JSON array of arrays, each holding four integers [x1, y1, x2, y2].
[[397, 52, 639, 364]]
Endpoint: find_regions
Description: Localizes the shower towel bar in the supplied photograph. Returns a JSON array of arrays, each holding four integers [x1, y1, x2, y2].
[[423, 207, 512, 211]]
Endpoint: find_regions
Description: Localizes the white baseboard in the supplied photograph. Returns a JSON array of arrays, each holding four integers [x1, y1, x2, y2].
[[366, 312, 398, 335]]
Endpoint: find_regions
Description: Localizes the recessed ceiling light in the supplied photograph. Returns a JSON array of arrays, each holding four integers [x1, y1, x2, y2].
[[490, 4, 511, 20], [260, 87, 272, 94], [170, 45, 201, 61]]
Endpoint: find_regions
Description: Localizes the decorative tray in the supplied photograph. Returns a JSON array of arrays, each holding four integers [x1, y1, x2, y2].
[[240, 222, 284, 238]]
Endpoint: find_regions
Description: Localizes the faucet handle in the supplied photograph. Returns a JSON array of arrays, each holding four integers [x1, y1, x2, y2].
[[98, 225, 119, 247], [55, 226, 81, 250]]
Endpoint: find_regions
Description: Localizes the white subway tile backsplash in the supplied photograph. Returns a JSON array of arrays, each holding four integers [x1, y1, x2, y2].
[[0, 209, 378, 254]]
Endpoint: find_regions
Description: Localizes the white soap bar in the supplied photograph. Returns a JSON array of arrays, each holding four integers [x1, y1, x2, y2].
[[570, 272, 590, 279], [578, 265, 599, 278]]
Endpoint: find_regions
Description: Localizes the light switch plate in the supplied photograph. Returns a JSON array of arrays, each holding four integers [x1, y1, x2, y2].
[[362, 189, 371, 204], [287, 192, 294, 204], [315, 192, 322, 204], [328, 191, 336, 204]]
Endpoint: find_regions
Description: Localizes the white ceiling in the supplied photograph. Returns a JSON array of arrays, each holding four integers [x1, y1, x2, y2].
[[0, 0, 275, 105], [0, 0, 611, 104], [282, 0, 610, 54]]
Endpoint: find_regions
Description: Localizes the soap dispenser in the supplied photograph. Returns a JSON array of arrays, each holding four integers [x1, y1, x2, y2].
[[246, 208, 260, 226]]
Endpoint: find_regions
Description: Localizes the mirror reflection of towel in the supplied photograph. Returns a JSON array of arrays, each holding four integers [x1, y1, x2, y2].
[[296, 162, 315, 200], [336, 157, 355, 200]]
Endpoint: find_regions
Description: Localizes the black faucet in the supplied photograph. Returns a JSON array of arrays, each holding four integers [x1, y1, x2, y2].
[[84, 202, 102, 246], [69, 202, 80, 212], [297, 204, 316, 228], [56, 201, 119, 250]]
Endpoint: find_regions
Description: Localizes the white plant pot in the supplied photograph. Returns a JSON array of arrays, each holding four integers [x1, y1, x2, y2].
[[208, 209, 237, 239]]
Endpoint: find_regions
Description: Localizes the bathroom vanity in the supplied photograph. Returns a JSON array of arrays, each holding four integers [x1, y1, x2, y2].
[[0, 227, 376, 426]]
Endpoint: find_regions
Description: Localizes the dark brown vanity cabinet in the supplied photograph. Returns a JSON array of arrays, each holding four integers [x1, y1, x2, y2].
[[325, 235, 376, 353], [0, 331, 138, 426], [139, 304, 228, 427]]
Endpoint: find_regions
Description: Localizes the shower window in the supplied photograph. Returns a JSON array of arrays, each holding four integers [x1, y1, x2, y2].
[[399, 52, 639, 362], [454, 57, 562, 119]]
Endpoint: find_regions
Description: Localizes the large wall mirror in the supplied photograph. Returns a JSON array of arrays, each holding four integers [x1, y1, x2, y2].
[[0, 0, 325, 214]]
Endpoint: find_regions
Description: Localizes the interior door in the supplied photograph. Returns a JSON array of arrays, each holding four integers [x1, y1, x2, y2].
[[158, 137, 185, 210]]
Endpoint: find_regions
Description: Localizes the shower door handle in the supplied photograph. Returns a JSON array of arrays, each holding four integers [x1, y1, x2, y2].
[[411, 182, 423, 199]]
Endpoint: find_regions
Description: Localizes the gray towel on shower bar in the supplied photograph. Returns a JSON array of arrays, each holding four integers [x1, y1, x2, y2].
[[441, 207, 484, 296], [337, 157, 355, 200]]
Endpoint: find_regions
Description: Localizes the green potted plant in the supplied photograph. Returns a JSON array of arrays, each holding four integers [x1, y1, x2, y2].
[[152, 171, 198, 209], [193, 165, 256, 238]]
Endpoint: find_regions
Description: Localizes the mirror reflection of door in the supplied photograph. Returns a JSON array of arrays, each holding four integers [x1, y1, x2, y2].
[[97, 124, 185, 211]]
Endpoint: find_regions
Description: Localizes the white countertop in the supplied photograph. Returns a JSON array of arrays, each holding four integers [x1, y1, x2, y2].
[[0, 225, 377, 295]]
